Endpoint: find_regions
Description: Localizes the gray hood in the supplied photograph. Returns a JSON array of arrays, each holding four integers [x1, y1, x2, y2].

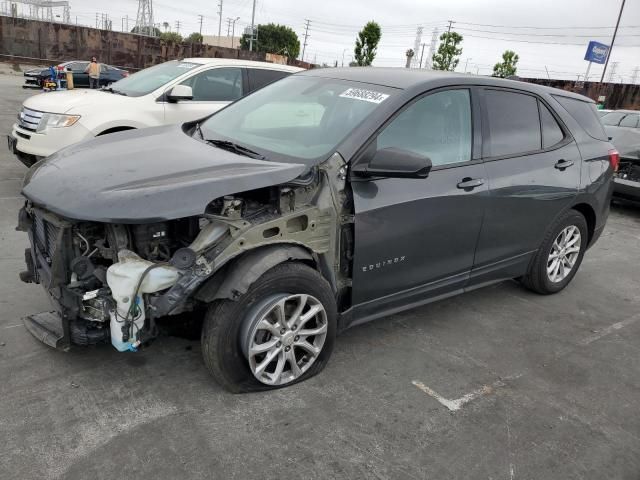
[[22, 125, 306, 223]]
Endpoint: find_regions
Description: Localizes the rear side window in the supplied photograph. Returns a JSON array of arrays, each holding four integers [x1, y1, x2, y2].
[[619, 114, 639, 128], [247, 68, 290, 92], [539, 102, 565, 148], [553, 95, 607, 141], [483, 89, 541, 157]]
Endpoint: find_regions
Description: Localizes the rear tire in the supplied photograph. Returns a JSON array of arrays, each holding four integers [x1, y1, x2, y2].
[[521, 209, 588, 295], [201, 262, 337, 393]]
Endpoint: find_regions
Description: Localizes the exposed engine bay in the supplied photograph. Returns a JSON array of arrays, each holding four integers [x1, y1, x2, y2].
[[616, 159, 640, 184], [18, 154, 353, 352]]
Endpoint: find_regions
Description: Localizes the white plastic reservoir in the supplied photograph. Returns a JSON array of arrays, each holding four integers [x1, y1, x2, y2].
[[106, 250, 180, 352]]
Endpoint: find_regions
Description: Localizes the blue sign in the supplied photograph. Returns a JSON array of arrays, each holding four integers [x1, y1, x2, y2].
[[584, 41, 609, 64]]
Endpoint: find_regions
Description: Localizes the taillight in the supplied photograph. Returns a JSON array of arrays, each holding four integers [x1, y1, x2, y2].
[[122, 71, 129, 77], [608, 149, 620, 172]]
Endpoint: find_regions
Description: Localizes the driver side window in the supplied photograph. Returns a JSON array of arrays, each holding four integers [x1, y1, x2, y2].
[[377, 89, 472, 167], [180, 67, 243, 102]]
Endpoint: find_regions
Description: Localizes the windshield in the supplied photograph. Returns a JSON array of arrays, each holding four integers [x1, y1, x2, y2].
[[108, 60, 200, 97], [601, 112, 627, 126], [200, 75, 397, 163]]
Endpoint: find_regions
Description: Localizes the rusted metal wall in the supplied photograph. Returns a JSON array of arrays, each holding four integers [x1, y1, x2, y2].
[[522, 78, 640, 110], [0, 16, 313, 70]]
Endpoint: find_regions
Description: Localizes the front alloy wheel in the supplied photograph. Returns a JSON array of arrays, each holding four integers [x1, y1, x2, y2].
[[241, 294, 328, 386], [547, 226, 581, 283]]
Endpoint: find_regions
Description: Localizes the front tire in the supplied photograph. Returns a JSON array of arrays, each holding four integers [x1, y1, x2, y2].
[[201, 262, 337, 393], [521, 209, 588, 295]]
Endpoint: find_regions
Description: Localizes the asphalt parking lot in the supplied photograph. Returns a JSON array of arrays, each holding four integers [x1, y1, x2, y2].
[[0, 73, 639, 480]]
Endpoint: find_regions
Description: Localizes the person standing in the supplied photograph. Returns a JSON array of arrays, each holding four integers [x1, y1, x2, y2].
[[85, 57, 100, 89]]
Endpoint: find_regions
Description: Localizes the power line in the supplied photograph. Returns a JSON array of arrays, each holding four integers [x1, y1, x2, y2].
[[454, 26, 640, 38], [454, 20, 640, 30]]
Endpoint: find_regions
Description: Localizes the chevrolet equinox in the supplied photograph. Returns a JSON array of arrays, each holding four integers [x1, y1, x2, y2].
[[18, 68, 616, 392]]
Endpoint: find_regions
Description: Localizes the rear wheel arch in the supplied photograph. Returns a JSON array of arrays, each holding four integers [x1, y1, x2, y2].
[[571, 202, 596, 245]]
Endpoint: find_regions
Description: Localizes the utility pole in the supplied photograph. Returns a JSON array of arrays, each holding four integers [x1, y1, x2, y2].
[[600, 0, 625, 83], [544, 65, 551, 80], [418, 43, 426, 68], [301, 19, 311, 61], [248, 0, 256, 51], [198, 14, 203, 35], [175, 20, 181, 34], [231, 17, 240, 47], [441, 20, 454, 70], [464, 57, 472, 73], [342, 48, 348, 67], [217, 0, 223, 42], [226, 17, 232, 36], [631, 66, 639, 85]]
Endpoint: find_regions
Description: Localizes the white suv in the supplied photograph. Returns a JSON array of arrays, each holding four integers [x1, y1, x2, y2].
[[9, 58, 302, 166]]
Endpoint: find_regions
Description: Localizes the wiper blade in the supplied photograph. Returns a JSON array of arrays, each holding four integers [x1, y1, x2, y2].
[[101, 86, 127, 96], [205, 139, 265, 159]]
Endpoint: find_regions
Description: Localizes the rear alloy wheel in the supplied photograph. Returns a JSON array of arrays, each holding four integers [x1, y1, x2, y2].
[[241, 293, 328, 386], [546, 226, 581, 283], [201, 262, 336, 393], [521, 209, 588, 295]]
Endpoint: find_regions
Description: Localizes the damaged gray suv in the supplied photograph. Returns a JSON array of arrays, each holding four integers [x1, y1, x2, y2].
[[18, 68, 615, 392]]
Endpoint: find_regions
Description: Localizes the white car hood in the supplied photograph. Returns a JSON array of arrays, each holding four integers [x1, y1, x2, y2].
[[23, 89, 131, 114]]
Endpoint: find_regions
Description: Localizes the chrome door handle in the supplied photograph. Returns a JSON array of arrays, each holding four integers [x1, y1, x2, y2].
[[554, 159, 574, 170], [457, 177, 485, 190]]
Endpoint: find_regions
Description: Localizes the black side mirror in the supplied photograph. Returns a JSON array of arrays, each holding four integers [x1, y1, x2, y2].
[[352, 147, 432, 179]]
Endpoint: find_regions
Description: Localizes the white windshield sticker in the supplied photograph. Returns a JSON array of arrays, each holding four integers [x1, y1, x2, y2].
[[177, 62, 198, 69], [339, 88, 389, 104]]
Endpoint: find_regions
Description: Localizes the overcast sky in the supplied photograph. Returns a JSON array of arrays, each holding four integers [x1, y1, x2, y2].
[[43, 0, 640, 81]]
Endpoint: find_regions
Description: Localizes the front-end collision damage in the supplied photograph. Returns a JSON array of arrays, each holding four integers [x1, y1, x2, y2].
[[19, 152, 355, 352]]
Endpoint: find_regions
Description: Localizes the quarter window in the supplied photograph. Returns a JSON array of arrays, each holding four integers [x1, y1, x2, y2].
[[539, 102, 565, 148], [553, 95, 607, 141], [377, 89, 472, 166], [247, 68, 290, 92], [483, 89, 541, 157], [180, 67, 243, 101]]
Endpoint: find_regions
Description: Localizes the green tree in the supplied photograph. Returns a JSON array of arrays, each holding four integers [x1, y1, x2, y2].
[[130, 25, 161, 37], [186, 32, 203, 44], [354, 21, 381, 66], [493, 50, 519, 78], [240, 23, 300, 58], [432, 31, 463, 71], [160, 31, 183, 43]]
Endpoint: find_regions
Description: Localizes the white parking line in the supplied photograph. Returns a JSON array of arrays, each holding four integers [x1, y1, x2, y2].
[[411, 375, 521, 411], [0, 196, 22, 200], [579, 313, 640, 346], [2, 324, 23, 329]]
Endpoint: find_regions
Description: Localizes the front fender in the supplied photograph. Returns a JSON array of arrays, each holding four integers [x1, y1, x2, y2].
[[195, 244, 315, 302]]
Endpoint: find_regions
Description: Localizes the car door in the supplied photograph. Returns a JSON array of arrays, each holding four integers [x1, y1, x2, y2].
[[469, 88, 581, 286], [350, 88, 488, 321], [69, 62, 89, 87], [163, 67, 244, 124]]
